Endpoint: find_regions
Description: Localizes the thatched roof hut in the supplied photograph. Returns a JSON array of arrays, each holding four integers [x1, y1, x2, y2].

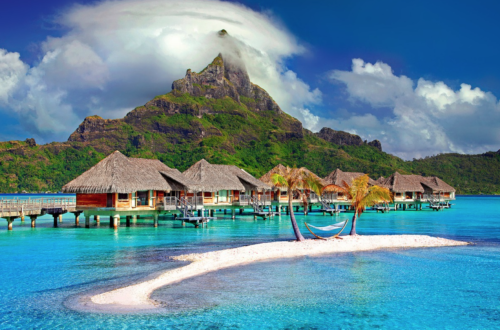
[[377, 173, 455, 193], [377, 172, 425, 193], [323, 168, 377, 187], [417, 176, 456, 193], [183, 159, 270, 192], [62, 151, 173, 193], [259, 164, 325, 188]]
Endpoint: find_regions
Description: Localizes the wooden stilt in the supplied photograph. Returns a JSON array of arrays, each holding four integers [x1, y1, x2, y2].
[[153, 214, 158, 227], [30, 215, 37, 228], [6, 217, 14, 230], [126, 216, 131, 227], [21, 215, 25, 222], [232, 209, 236, 219], [85, 216, 90, 228], [59, 214, 63, 223], [112, 215, 119, 229], [94, 215, 100, 224], [75, 213, 80, 226]]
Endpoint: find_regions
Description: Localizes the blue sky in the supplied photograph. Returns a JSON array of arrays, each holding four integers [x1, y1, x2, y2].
[[1, 0, 499, 159]]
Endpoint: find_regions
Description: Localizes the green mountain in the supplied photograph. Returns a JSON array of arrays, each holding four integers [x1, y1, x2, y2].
[[0, 53, 499, 194]]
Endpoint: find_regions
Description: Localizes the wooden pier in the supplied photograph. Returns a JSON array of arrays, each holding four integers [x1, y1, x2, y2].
[[1, 197, 79, 230]]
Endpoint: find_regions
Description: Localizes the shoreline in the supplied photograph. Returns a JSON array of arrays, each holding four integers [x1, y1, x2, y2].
[[88, 235, 469, 312]]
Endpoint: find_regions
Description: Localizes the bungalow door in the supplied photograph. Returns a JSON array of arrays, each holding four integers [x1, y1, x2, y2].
[[107, 193, 113, 207], [131, 192, 136, 208]]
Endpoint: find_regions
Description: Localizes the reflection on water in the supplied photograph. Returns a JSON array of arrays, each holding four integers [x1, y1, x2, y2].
[[0, 196, 499, 328]]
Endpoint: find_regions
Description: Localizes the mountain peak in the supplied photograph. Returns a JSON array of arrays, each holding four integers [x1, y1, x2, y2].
[[171, 53, 281, 113]]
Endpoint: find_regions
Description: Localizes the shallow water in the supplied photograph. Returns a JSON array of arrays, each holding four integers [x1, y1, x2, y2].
[[0, 196, 499, 329]]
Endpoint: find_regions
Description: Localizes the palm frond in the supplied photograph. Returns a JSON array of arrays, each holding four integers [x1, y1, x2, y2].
[[271, 173, 289, 189]]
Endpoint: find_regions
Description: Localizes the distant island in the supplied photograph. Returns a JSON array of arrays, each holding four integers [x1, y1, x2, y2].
[[0, 39, 498, 194]]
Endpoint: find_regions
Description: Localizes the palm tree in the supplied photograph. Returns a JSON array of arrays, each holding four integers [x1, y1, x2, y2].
[[272, 167, 323, 241], [323, 174, 392, 236]]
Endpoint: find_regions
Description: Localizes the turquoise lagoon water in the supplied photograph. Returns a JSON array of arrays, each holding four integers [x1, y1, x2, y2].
[[0, 195, 499, 329]]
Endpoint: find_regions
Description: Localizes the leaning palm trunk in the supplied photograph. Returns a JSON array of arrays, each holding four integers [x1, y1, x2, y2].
[[289, 189, 305, 241], [350, 211, 358, 235]]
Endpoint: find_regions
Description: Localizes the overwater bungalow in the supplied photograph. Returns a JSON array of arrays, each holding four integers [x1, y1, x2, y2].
[[182, 159, 271, 209], [377, 172, 456, 210], [417, 176, 456, 200], [377, 172, 425, 202], [377, 172, 455, 201], [61, 151, 195, 227]]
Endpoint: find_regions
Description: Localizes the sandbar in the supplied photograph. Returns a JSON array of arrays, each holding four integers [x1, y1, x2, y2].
[[90, 235, 469, 310]]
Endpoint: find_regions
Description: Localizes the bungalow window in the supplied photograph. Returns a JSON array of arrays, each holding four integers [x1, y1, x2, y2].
[[280, 190, 287, 196], [118, 193, 129, 201], [218, 190, 228, 202]]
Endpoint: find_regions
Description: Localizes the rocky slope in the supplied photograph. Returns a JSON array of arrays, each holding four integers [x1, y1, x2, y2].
[[316, 127, 382, 151]]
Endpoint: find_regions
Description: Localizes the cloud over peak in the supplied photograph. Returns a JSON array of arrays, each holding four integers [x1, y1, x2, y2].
[[0, 0, 320, 141]]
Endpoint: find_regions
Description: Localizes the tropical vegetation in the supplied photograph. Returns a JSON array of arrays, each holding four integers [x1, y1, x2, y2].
[[271, 167, 323, 241], [323, 175, 393, 235]]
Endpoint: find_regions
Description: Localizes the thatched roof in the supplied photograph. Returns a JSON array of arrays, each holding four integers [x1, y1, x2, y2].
[[323, 168, 377, 187], [128, 158, 199, 191], [419, 176, 456, 193], [183, 159, 270, 192], [377, 173, 455, 193], [377, 172, 425, 193], [62, 151, 173, 194], [259, 164, 325, 188]]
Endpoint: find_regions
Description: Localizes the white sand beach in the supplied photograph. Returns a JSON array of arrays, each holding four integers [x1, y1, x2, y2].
[[90, 235, 469, 310]]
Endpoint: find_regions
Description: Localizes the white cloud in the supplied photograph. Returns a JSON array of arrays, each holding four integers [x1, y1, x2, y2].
[[0, 49, 28, 103], [0, 0, 320, 141], [327, 59, 500, 159], [331, 58, 413, 107]]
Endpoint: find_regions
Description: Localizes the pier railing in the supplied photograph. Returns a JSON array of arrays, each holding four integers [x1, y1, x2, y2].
[[239, 195, 271, 206], [308, 192, 320, 203], [163, 196, 203, 209], [0, 197, 76, 214]]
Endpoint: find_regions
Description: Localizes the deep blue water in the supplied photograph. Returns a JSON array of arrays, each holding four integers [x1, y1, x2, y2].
[[0, 196, 499, 329]]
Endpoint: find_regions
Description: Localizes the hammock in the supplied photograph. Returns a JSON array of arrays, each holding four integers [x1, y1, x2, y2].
[[307, 221, 346, 231], [304, 219, 348, 240]]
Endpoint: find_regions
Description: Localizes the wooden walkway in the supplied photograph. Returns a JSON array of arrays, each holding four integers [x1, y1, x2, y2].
[[1, 197, 78, 230]]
